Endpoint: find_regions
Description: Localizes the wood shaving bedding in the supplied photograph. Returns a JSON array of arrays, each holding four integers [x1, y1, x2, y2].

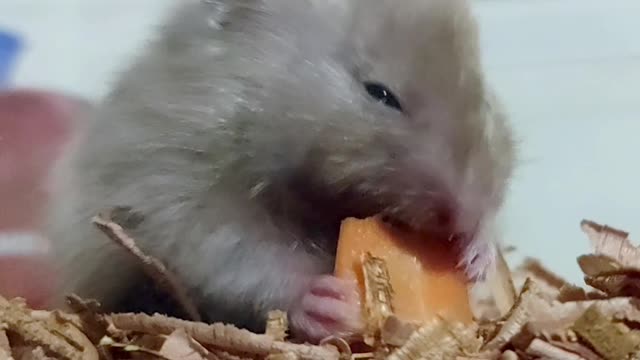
[[2, 218, 640, 359]]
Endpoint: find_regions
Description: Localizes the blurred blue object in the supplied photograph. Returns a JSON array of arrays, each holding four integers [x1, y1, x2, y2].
[[0, 30, 22, 88]]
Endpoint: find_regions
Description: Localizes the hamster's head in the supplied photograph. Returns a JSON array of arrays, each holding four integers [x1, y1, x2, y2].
[[250, 0, 516, 242], [175, 0, 515, 242], [338, 0, 517, 242]]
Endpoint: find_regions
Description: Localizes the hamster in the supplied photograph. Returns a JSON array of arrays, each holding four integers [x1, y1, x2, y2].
[[45, 0, 516, 343]]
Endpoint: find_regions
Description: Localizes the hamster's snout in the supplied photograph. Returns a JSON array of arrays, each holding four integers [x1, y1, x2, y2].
[[380, 196, 462, 241], [433, 202, 475, 242], [424, 193, 486, 244], [420, 202, 457, 238], [434, 206, 454, 230]]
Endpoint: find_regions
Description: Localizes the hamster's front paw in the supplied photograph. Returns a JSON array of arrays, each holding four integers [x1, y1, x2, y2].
[[289, 275, 362, 343], [458, 239, 496, 282]]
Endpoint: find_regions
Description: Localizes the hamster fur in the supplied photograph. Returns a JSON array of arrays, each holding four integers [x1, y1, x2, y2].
[[45, 0, 516, 342]]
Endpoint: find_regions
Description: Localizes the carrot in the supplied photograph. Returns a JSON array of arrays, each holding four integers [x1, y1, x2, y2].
[[334, 216, 473, 324]]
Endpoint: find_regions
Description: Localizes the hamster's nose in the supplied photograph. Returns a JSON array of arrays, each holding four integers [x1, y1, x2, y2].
[[435, 208, 453, 229], [434, 204, 478, 243], [433, 205, 458, 238]]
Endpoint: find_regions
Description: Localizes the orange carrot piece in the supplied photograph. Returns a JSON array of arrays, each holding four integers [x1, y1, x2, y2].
[[334, 216, 473, 324]]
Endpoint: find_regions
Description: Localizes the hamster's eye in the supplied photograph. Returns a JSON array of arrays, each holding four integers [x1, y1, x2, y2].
[[364, 82, 403, 112]]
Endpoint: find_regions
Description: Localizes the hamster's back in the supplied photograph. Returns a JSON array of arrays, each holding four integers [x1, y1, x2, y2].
[[44, 0, 351, 317]]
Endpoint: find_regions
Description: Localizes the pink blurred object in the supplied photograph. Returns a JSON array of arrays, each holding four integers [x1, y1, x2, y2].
[[0, 89, 85, 308], [0, 253, 56, 309], [0, 89, 76, 229]]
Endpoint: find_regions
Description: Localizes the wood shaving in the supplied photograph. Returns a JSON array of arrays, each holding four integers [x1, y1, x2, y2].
[[0, 344, 12, 360], [318, 337, 351, 360], [158, 329, 211, 360], [556, 284, 598, 303], [577, 254, 625, 276], [386, 317, 471, 360], [572, 306, 640, 360], [486, 248, 517, 318], [64, 294, 116, 360], [265, 353, 298, 360], [525, 338, 587, 360], [0, 327, 11, 354], [264, 311, 288, 342], [481, 279, 545, 351], [497, 350, 518, 360], [16, 346, 56, 360], [379, 316, 419, 347], [0, 295, 96, 360], [361, 252, 395, 346], [108, 312, 339, 360], [516, 258, 571, 291], [585, 274, 640, 298], [92, 214, 201, 322], [581, 220, 640, 270], [6, 218, 640, 359], [509, 259, 569, 302], [548, 340, 602, 360]]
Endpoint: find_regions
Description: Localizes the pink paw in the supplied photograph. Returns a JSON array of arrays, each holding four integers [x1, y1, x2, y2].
[[289, 275, 362, 343], [458, 239, 495, 282]]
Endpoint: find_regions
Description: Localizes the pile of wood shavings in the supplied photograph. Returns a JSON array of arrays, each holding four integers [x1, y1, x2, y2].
[[3, 218, 640, 359]]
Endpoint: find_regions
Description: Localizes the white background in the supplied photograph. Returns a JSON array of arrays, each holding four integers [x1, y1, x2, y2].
[[1, 0, 639, 284]]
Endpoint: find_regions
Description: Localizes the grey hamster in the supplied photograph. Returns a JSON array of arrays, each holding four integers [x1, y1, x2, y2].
[[45, 0, 516, 343]]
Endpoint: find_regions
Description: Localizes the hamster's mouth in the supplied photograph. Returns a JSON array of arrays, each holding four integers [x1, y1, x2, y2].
[[377, 213, 467, 242], [282, 173, 471, 248], [298, 190, 462, 246]]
